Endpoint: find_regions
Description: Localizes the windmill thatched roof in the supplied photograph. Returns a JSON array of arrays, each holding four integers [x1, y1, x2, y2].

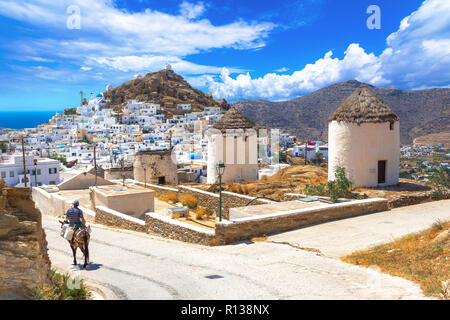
[[328, 85, 399, 124], [213, 107, 255, 132]]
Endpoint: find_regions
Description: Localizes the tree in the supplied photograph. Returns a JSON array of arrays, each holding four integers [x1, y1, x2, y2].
[[315, 153, 324, 165], [0, 141, 8, 153], [64, 108, 78, 115]]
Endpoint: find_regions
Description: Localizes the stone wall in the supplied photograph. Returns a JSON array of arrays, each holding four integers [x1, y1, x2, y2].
[[388, 190, 450, 208], [94, 206, 146, 233], [178, 186, 274, 220], [215, 198, 389, 245], [134, 150, 178, 185], [145, 212, 216, 246], [33, 187, 95, 223], [0, 184, 51, 299], [30, 181, 391, 248], [104, 167, 134, 181]]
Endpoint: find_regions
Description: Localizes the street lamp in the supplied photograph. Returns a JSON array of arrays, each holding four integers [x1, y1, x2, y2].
[[33, 158, 38, 188], [216, 161, 226, 222]]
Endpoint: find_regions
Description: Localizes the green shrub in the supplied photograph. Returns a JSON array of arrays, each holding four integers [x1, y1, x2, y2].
[[32, 269, 90, 300], [49, 154, 67, 166], [305, 166, 362, 202]]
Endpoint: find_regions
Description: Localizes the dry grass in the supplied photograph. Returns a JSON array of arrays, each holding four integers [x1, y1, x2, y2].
[[178, 194, 198, 209], [198, 164, 328, 201], [342, 221, 450, 299], [157, 191, 178, 204], [193, 206, 213, 220]]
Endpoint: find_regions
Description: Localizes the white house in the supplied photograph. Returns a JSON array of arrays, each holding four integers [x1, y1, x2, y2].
[[290, 144, 316, 160], [177, 104, 191, 111], [328, 85, 400, 187], [0, 154, 61, 187]]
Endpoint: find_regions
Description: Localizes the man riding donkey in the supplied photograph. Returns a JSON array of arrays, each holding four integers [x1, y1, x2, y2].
[[61, 200, 90, 269]]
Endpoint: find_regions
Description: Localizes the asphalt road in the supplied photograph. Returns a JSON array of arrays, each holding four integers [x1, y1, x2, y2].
[[41, 207, 434, 300]]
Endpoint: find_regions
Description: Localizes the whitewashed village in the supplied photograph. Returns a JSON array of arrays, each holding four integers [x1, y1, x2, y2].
[[1, 66, 449, 301]]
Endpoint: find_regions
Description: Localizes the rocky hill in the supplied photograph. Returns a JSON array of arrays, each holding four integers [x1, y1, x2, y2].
[[103, 68, 230, 116], [233, 80, 450, 144]]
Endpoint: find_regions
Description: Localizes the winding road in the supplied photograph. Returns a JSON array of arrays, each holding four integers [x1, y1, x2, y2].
[[42, 200, 450, 300]]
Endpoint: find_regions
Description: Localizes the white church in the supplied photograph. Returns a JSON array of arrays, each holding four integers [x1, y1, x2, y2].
[[328, 85, 400, 187]]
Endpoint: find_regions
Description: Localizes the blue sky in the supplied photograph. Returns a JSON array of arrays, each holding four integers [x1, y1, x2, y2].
[[0, 0, 448, 110]]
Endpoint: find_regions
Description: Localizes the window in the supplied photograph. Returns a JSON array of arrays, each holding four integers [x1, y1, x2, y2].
[[1, 171, 5, 179], [10, 171, 14, 177], [389, 122, 394, 131], [37, 169, 41, 175]]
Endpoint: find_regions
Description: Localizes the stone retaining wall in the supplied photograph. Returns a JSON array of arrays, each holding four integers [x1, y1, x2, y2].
[[32, 183, 394, 247], [388, 190, 450, 208], [145, 213, 216, 246], [94, 206, 146, 233], [178, 185, 274, 220], [215, 198, 389, 245]]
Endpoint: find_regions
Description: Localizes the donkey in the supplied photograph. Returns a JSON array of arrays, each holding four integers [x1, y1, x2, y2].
[[60, 221, 90, 269]]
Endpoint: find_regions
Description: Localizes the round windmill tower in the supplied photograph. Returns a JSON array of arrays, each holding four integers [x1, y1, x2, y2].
[[207, 108, 258, 184], [328, 85, 400, 187]]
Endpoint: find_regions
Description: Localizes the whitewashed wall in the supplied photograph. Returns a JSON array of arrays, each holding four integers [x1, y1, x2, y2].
[[328, 121, 400, 187]]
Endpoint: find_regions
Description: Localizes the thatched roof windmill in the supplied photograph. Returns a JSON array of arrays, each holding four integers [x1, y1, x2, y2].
[[328, 85, 399, 125], [328, 84, 400, 187], [213, 107, 255, 132]]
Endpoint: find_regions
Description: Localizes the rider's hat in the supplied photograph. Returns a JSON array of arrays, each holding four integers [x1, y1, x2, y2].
[[73, 200, 80, 206]]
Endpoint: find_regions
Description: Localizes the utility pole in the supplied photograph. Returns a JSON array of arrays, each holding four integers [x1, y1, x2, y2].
[[304, 140, 308, 166], [93, 143, 97, 186], [21, 136, 27, 188], [121, 158, 125, 186]]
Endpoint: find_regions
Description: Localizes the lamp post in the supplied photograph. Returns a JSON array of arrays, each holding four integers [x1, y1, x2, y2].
[[33, 158, 38, 188], [215, 161, 226, 222]]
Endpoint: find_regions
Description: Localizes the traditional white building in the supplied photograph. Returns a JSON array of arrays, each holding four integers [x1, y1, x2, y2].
[[328, 85, 400, 187], [0, 154, 61, 187], [207, 108, 258, 184]]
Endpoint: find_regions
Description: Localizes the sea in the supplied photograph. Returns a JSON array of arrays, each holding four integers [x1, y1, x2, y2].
[[0, 111, 58, 129]]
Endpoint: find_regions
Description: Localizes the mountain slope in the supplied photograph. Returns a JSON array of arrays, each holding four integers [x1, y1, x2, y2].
[[103, 68, 230, 115], [233, 80, 450, 144]]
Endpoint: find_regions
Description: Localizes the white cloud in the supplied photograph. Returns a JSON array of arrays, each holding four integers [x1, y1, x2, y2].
[[208, 44, 387, 100], [274, 67, 289, 72], [207, 0, 450, 101], [0, 0, 273, 82], [0, 0, 273, 56], [179, 1, 205, 20]]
